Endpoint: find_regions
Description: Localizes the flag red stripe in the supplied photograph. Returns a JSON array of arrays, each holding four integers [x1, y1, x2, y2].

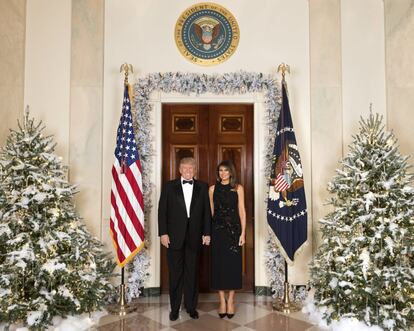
[[136, 158, 143, 172], [275, 183, 289, 191], [111, 191, 137, 252], [275, 175, 289, 191], [111, 168, 143, 247], [275, 178, 288, 186], [113, 159, 144, 215], [109, 218, 126, 263], [125, 164, 144, 213], [112, 166, 145, 241]]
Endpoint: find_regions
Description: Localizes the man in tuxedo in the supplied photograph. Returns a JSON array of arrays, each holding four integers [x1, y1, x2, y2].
[[158, 157, 211, 321]]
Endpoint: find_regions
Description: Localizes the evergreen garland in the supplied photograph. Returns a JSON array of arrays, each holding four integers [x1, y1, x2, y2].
[[130, 71, 286, 299]]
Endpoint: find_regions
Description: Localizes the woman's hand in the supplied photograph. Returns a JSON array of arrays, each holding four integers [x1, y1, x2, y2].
[[239, 233, 246, 246]]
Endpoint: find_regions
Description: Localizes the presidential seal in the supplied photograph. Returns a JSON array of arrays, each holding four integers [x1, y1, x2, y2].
[[175, 3, 240, 66]]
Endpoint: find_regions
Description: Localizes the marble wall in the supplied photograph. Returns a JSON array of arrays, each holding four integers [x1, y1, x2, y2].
[[309, 0, 343, 248], [341, 0, 387, 148], [70, 0, 104, 239], [0, 0, 413, 290], [0, 0, 26, 144], [103, 0, 312, 287], [24, 0, 72, 162], [385, 0, 414, 159]]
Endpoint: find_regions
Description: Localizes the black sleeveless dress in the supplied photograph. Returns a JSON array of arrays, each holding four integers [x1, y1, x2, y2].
[[211, 181, 242, 290]]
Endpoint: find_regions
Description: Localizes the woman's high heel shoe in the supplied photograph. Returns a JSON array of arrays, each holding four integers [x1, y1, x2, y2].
[[226, 301, 235, 319], [218, 300, 227, 318]]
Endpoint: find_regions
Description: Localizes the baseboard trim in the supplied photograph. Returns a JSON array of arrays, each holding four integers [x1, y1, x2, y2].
[[141, 286, 305, 297], [142, 287, 161, 297], [254, 286, 273, 296]]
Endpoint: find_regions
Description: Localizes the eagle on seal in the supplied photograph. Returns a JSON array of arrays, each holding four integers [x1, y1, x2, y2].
[[193, 20, 221, 50]]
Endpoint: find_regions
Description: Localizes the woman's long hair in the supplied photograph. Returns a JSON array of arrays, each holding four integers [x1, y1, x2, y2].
[[216, 160, 238, 189]]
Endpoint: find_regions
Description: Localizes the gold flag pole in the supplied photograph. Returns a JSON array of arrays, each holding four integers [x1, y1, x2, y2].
[[272, 63, 300, 314], [107, 63, 137, 316]]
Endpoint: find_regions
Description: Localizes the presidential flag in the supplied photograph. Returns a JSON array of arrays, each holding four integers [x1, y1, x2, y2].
[[267, 81, 307, 264], [110, 84, 145, 267]]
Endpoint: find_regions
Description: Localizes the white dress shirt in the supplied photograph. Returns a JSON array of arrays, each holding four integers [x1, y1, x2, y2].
[[181, 177, 193, 218]]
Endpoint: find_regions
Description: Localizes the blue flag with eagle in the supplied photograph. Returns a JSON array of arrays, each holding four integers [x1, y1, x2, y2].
[[267, 82, 307, 264]]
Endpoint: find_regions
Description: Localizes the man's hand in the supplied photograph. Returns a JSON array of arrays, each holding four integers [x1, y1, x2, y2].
[[202, 235, 211, 246], [160, 234, 170, 248]]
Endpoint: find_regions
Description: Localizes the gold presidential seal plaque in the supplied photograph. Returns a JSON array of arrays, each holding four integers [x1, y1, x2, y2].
[[175, 3, 240, 66]]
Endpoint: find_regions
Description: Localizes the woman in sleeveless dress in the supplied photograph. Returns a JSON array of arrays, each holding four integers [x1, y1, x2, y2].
[[209, 160, 246, 318]]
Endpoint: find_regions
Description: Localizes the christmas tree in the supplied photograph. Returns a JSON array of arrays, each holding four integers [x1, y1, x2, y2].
[[310, 113, 414, 331], [0, 110, 115, 330]]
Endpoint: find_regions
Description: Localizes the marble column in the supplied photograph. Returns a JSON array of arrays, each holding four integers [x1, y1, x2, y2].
[[309, 0, 343, 249], [385, 0, 414, 162], [0, 0, 26, 144], [70, 0, 105, 240], [340, 0, 387, 149]]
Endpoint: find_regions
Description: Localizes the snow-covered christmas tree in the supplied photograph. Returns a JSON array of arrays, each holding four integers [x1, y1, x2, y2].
[[309, 113, 414, 330], [0, 110, 115, 330]]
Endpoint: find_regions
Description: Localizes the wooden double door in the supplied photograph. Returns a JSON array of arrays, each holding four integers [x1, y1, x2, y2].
[[161, 103, 254, 292]]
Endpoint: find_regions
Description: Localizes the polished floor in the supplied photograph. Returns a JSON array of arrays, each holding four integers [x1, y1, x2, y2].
[[96, 293, 324, 331]]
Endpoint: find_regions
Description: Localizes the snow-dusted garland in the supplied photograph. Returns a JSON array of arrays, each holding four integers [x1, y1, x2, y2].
[[128, 71, 289, 300]]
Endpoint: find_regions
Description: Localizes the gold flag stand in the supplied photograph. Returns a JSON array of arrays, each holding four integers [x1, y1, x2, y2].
[[107, 63, 137, 317], [272, 63, 301, 314], [107, 267, 137, 316], [272, 262, 301, 313]]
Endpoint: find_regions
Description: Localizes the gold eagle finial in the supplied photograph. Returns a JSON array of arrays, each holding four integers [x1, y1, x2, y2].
[[120, 63, 134, 85], [277, 63, 290, 82]]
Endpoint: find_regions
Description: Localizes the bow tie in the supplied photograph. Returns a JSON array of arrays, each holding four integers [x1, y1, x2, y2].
[[182, 180, 193, 185]]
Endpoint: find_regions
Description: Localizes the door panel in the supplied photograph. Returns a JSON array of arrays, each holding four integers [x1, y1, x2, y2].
[[209, 105, 254, 290], [161, 103, 254, 292]]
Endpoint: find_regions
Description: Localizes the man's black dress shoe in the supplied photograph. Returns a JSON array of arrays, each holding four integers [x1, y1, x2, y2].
[[169, 311, 179, 321], [187, 310, 199, 319]]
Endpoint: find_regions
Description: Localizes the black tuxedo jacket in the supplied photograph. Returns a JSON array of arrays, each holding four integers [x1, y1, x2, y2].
[[158, 178, 211, 250]]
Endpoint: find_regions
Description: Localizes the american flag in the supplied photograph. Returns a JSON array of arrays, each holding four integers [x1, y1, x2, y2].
[[274, 173, 290, 192], [110, 84, 144, 267]]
